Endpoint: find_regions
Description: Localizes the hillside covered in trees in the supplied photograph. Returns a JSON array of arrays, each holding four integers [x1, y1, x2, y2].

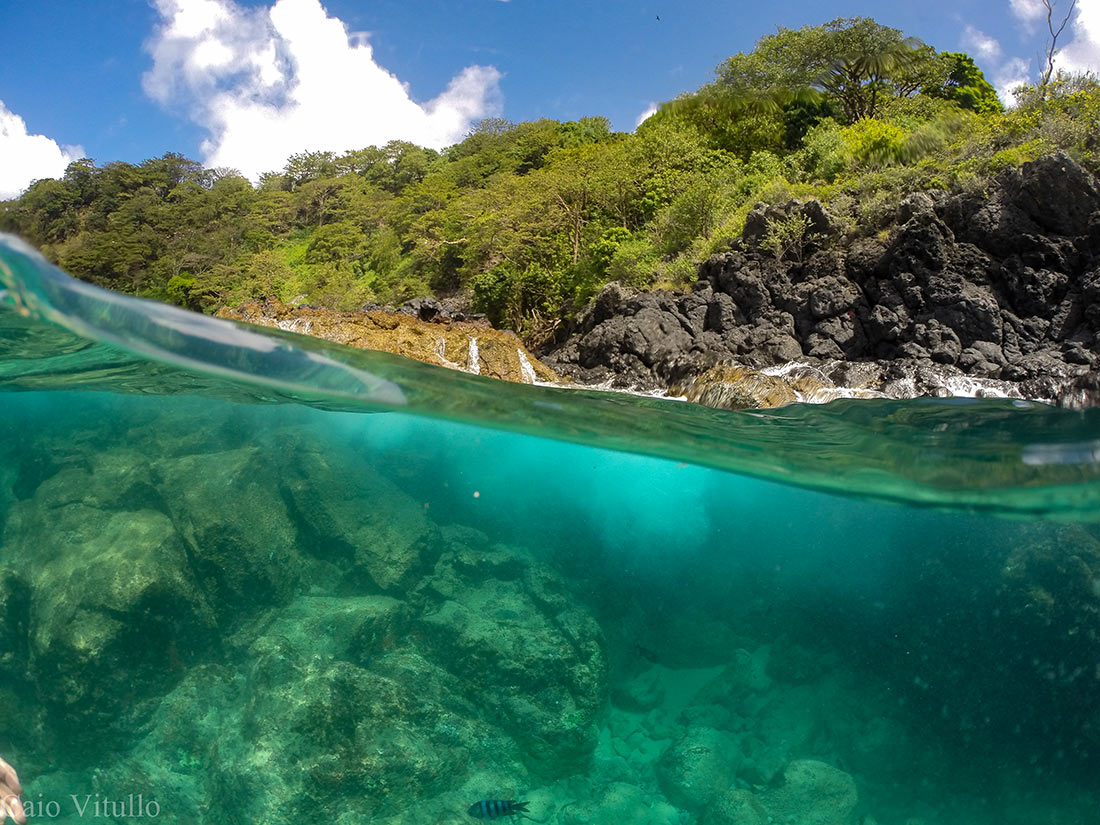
[[3, 17, 1098, 348]]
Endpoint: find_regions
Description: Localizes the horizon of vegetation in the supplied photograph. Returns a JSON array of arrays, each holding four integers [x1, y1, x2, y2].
[[3, 16, 1098, 346]]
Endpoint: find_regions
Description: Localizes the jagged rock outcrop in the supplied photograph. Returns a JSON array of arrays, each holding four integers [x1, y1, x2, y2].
[[217, 298, 559, 384], [543, 154, 1100, 406]]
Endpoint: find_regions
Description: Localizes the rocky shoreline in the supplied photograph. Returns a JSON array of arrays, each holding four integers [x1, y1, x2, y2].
[[217, 298, 560, 385], [541, 153, 1100, 409], [214, 153, 1100, 411]]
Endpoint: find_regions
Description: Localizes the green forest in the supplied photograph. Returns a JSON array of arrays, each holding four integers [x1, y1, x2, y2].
[[3, 17, 1098, 346]]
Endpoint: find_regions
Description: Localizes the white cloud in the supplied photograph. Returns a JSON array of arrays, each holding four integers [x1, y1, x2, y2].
[[993, 56, 1033, 103], [1011, 0, 1048, 22], [0, 100, 84, 200], [143, 0, 503, 179], [634, 102, 658, 129], [963, 24, 1003, 59]]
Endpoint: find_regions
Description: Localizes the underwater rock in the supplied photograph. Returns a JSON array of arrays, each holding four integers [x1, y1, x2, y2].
[[0, 570, 29, 678], [691, 647, 772, 711], [152, 447, 303, 621], [611, 667, 665, 712], [416, 558, 607, 777], [655, 726, 740, 811], [758, 759, 858, 825], [705, 789, 768, 825], [2, 491, 218, 742], [276, 439, 438, 594], [217, 298, 560, 384], [560, 781, 680, 825], [123, 595, 527, 825]]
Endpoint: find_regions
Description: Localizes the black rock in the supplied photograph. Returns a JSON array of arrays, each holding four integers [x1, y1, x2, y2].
[[542, 154, 1100, 405]]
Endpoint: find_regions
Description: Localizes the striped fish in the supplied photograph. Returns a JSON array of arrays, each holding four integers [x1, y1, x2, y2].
[[466, 799, 530, 820]]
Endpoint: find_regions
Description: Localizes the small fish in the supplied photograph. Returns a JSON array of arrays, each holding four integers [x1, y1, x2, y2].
[[467, 799, 530, 820]]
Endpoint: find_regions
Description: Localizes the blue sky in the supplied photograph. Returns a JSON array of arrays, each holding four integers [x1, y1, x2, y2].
[[1, 0, 1097, 197]]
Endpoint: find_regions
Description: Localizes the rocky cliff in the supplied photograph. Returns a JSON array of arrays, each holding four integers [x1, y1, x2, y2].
[[543, 154, 1100, 407]]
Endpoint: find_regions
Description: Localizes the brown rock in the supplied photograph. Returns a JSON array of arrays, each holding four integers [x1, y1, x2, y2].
[[681, 365, 798, 410], [216, 299, 560, 384]]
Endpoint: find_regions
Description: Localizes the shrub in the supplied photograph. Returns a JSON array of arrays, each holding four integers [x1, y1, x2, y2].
[[761, 212, 818, 262]]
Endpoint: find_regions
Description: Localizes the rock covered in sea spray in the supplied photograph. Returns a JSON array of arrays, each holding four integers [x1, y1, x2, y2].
[[678, 365, 798, 410]]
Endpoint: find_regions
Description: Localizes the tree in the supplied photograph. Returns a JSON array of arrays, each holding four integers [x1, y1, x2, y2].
[[925, 53, 1003, 114], [283, 151, 338, 191], [815, 18, 929, 122], [715, 18, 938, 124]]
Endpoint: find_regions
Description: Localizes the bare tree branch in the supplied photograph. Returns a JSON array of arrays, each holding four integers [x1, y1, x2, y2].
[[1042, 0, 1079, 88]]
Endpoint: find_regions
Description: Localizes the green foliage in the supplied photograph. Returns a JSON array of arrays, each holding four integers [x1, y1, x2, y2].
[[590, 227, 633, 276], [471, 262, 568, 330], [927, 53, 1003, 114], [715, 17, 942, 125], [844, 118, 910, 166], [761, 212, 818, 262]]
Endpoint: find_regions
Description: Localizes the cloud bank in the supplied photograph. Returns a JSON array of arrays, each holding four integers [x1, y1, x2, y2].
[[143, 0, 503, 179], [0, 101, 84, 200]]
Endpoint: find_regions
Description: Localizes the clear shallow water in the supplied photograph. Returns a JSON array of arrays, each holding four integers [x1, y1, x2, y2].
[[2, 233, 1100, 825]]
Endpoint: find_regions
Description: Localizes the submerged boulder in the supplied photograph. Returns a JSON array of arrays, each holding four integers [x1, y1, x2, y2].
[[561, 782, 680, 825], [758, 760, 858, 825], [656, 726, 741, 810], [416, 539, 608, 776]]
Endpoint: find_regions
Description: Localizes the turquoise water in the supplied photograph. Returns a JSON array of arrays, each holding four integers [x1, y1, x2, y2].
[[2, 233, 1099, 824]]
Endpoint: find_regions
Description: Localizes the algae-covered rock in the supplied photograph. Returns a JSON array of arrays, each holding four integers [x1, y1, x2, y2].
[[152, 447, 302, 620], [681, 365, 798, 410], [416, 544, 607, 776], [656, 726, 740, 810], [759, 759, 858, 825], [3, 496, 217, 740], [0, 569, 29, 677], [561, 781, 680, 825], [706, 789, 768, 825], [276, 439, 437, 594], [692, 647, 772, 709], [217, 299, 560, 384], [611, 667, 665, 712], [123, 595, 526, 825]]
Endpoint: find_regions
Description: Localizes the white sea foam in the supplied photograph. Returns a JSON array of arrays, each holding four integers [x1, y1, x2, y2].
[[517, 349, 537, 384], [467, 336, 480, 375]]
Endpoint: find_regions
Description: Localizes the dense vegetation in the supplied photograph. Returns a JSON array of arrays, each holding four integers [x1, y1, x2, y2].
[[3, 17, 1099, 345]]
